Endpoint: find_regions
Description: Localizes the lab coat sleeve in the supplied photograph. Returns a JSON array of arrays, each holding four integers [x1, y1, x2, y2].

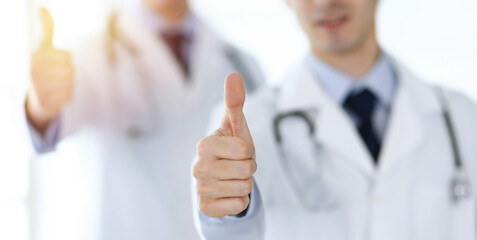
[[27, 115, 61, 153]]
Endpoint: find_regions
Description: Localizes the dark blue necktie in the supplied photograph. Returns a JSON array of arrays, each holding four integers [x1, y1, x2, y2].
[[343, 89, 381, 162]]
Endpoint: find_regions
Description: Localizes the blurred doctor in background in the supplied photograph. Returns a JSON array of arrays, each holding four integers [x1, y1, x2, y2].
[[25, 0, 263, 239]]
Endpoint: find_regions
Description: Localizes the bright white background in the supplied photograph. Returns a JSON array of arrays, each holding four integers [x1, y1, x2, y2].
[[1, 0, 476, 239]]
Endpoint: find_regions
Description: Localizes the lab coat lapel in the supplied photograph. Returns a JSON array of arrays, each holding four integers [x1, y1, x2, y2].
[[186, 19, 227, 105], [278, 63, 375, 178], [115, 11, 186, 101], [378, 61, 441, 175], [111, 12, 192, 135]]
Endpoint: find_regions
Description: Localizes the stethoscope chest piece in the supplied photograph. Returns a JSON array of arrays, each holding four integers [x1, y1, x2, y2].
[[451, 171, 472, 203]]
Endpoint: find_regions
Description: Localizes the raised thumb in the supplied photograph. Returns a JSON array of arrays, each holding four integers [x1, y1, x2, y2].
[[222, 73, 252, 143], [39, 7, 54, 49]]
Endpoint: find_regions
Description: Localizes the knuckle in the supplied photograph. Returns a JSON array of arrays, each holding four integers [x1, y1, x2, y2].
[[198, 199, 209, 215], [246, 179, 254, 193], [192, 164, 199, 179], [251, 160, 257, 174], [230, 198, 248, 214], [248, 178, 254, 192], [196, 138, 209, 156], [195, 184, 209, 197], [237, 162, 253, 178], [199, 199, 224, 218], [235, 139, 249, 158], [236, 181, 252, 196], [192, 162, 206, 179]]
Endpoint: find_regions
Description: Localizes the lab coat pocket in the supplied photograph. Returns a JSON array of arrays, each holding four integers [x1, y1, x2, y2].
[[413, 183, 476, 240], [413, 184, 450, 240]]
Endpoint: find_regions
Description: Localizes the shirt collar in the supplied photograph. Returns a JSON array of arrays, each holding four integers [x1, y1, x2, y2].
[[306, 51, 397, 108]]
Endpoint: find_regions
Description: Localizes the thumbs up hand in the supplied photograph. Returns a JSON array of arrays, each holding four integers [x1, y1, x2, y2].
[[26, 8, 74, 133], [193, 73, 257, 218]]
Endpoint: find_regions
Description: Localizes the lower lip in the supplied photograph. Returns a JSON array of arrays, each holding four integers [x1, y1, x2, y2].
[[320, 17, 348, 31]]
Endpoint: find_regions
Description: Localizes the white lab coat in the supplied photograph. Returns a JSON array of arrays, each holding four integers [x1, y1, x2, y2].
[[198, 58, 477, 240], [26, 10, 262, 240]]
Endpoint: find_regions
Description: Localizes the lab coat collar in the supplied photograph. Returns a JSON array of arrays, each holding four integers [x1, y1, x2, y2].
[[377, 58, 442, 176], [275, 57, 442, 178]]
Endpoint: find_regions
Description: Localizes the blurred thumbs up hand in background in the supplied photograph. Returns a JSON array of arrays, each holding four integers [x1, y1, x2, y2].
[[26, 7, 74, 135]]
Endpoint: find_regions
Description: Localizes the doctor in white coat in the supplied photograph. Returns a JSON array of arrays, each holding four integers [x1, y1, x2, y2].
[[193, 0, 477, 239], [25, 1, 262, 239]]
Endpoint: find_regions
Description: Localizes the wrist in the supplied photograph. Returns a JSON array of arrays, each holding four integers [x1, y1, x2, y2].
[[25, 91, 55, 134]]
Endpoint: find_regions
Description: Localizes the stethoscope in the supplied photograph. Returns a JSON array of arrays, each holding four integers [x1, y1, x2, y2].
[[272, 88, 472, 211]]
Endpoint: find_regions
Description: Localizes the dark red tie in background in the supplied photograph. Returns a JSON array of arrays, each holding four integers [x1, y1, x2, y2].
[[161, 32, 189, 76]]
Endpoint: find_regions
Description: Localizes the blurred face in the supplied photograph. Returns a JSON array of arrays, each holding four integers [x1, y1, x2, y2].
[[287, 0, 377, 54]]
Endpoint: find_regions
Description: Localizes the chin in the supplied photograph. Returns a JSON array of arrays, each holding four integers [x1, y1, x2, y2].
[[313, 39, 354, 54], [314, 31, 366, 55]]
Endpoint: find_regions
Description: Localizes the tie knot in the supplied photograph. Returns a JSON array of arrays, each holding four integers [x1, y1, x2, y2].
[[161, 31, 185, 42], [343, 89, 378, 123], [161, 31, 187, 53]]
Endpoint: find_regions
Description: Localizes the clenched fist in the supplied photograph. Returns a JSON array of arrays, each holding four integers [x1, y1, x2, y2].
[[26, 8, 74, 132], [193, 73, 257, 218]]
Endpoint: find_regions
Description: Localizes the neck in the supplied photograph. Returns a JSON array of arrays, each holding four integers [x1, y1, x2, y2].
[[148, 2, 189, 22], [312, 34, 380, 78]]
